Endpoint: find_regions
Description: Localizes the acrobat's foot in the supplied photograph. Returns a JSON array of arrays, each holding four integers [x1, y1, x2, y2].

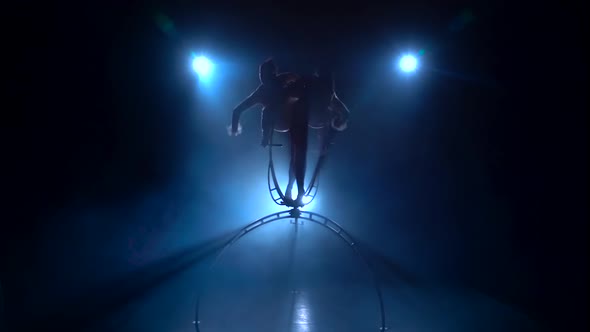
[[294, 193, 305, 207], [282, 195, 305, 208], [282, 196, 295, 207]]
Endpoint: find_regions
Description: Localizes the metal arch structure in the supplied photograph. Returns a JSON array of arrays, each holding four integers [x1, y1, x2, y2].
[[194, 209, 388, 331], [267, 135, 324, 208]]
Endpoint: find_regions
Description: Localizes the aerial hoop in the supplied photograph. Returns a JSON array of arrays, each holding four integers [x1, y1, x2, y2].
[[267, 132, 324, 208], [194, 209, 388, 331]]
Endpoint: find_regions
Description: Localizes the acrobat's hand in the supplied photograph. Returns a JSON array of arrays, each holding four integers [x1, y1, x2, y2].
[[226, 123, 243, 136]]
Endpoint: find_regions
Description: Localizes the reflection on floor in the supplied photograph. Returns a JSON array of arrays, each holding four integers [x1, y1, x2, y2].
[[195, 220, 538, 332], [200, 284, 382, 331], [95, 219, 540, 332], [199, 219, 383, 331]]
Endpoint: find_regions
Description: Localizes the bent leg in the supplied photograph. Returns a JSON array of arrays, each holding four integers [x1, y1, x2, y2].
[[261, 108, 275, 147], [285, 157, 296, 199], [290, 99, 309, 204]]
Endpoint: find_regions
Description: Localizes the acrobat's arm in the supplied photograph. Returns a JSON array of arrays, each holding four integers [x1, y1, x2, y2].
[[330, 93, 350, 131], [231, 87, 261, 135]]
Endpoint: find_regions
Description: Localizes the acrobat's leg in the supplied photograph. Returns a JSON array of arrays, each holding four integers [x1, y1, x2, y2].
[[290, 99, 309, 205], [260, 108, 274, 147], [285, 157, 296, 200]]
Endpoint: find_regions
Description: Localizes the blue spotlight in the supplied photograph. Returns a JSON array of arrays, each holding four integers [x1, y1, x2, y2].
[[192, 55, 214, 82], [288, 190, 317, 211], [398, 54, 418, 73]]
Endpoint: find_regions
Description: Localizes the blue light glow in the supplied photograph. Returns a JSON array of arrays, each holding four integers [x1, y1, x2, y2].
[[192, 55, 214, 81], [399, 54, 418, 73], [289, 191, 317, 211]]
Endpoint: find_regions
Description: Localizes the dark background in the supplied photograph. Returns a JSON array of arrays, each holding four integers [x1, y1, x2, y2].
[[4, 1, 587, 331]]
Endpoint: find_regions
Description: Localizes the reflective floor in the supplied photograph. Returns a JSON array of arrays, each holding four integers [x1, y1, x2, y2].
[[195, 220, 538, 332], [200, 286, 381, 332], [198, 219, 383, 331], [89, 219, 541, 332]]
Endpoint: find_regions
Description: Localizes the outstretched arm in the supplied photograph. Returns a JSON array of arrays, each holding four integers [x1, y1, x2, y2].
[[231, 87, 261, 135]]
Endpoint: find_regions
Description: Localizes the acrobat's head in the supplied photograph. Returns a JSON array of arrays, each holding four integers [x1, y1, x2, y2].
[[259, 59, 278, 84]]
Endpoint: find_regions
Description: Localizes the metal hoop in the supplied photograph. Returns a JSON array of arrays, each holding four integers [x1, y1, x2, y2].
[[266, 133, 324, 208]]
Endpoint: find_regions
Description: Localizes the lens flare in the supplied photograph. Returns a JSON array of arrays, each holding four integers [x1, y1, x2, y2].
[[399, 55, 418, 73]]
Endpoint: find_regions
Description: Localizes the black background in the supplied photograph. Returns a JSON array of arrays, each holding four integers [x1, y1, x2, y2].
[[4, 1, 587, 331]]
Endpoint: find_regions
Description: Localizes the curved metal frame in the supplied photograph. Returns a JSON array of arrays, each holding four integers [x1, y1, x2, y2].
[[267, 133, 324, 208], [194, 209, 388, 331]]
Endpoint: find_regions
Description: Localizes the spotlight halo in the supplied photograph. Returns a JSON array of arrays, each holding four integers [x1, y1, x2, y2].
[[398, 54, 418, 73]]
